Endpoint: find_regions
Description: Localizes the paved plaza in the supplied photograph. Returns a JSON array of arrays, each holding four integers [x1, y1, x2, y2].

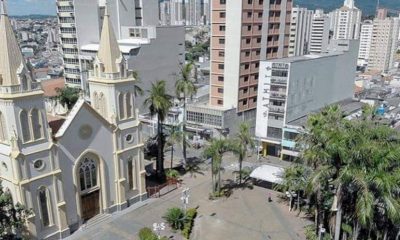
[[66, 159, 310, 240]]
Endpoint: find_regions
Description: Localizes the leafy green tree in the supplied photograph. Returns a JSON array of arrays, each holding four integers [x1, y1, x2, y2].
[[144, 81, 173, 178], [166, 126, 183, 169], [232, 122, 255, 185], [175, 63, 197, 165], [0, 182, 32, 239], [55, 86, 80, 109]]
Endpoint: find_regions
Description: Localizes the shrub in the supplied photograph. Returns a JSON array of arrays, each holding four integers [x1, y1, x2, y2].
[[182, 208, 198, 239], [138, 227, 158, 240], [163, 207, 186, 231], [166, 169, 180, 179]]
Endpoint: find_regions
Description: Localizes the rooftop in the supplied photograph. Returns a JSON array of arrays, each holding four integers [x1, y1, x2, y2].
[[263, 52, 343, 64]]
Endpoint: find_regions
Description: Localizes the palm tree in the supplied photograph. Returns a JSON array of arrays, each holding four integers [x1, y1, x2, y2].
[[144, 81, 173, 178], [131, 70, 144, 97], [232, 122, 255, 185], [203, 138, 234, 194], [175, 63, 197, 165], [166, 126, 183, 169]]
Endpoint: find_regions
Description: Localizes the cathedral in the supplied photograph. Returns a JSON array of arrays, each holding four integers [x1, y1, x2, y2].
[[0, 2, 146, 239]]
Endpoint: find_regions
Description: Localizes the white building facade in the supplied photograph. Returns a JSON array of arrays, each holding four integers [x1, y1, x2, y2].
[[0, 4, 146, 239], [255, 40, 359, 159], [288, 7, 313, 57], [309, 9, 330, 54], [331, 0, 362, 40], [357, 20, 373, 66]]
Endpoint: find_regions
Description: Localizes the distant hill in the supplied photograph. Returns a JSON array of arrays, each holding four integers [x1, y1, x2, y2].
[[295, 0, 399, 16]]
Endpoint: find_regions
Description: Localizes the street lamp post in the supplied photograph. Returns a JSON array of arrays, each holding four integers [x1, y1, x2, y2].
[[181, 187, 190, 212], [153, 222, 165, 239]]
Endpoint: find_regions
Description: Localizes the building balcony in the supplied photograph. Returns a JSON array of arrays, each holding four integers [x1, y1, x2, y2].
[[0, 82, 41, 95], [269, 92, 286, 100], [269, 106, 285, 114]]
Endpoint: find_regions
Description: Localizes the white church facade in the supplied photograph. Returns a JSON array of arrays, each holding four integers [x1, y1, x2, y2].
[[0, 2, 147, 239]]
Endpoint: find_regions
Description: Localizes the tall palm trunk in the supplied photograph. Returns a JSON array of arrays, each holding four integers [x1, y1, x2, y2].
[[352, 221, 359, 240], [334, 187, 343, 240], [170, 145, 174, 169], [239, 155, 243, 184], [182, 93, 187, 165], [157, 117, 165, 178]]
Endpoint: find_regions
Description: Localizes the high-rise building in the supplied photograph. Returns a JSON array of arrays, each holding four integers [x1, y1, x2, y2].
[[210, 0, 292, 112], [0, 2, 146, 238], [255, 40, 359, 159], [57, 0, 158, 88], [331, 0, 362, 40], [309, 9, 330, 54], [160, 0, 209, 26], [357, 20, 373, 66], [160, 0, 186, 25], [288, 7, 313, 57], [368, 16, 400, 73]]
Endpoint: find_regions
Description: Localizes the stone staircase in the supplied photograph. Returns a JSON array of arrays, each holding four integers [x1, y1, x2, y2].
[[82, 213, 112, 230]]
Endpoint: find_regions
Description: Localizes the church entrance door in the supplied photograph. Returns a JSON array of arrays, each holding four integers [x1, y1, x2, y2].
[[81, 190, 100, 221]]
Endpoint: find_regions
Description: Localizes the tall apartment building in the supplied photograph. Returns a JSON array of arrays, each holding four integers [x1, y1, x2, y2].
[[210, 0, 292, 112], [357, 20, 373, 66], [309, 9, 330, 54], [288, 7, 313, 57], [331, 0, 362, 40], [57, 0, 158, 88], [160, 0, 209, 26], [255, 40, 359, 159], [368, 16, 400, 73]]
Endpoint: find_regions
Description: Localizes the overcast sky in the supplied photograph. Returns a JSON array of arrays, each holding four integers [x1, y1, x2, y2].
[[7, 0, 56, 16]]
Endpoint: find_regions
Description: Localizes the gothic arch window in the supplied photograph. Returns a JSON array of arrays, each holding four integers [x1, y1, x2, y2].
[[93, 92, 99, 110], [21, 75, 28, 91], [30, 109, 43, 140], [20, 110, 31, 142], [79, 157, 98, 192], [127, 157, 137, 190], [99, 93, 107, 116], [0, 112, 7, 142], [95, 64, 99, 77], [119, 93, 125, 120], [126, 92, 133, 118], [120, 64, 125, 78], [38, 187, 52, 227]]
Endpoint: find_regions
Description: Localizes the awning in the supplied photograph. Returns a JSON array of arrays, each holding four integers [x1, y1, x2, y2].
[[250, 165, 284, 184]]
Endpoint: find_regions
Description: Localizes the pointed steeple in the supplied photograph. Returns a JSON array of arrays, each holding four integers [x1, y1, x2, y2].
[[0, 0, 31, 86], [96, 2, 123, 74]]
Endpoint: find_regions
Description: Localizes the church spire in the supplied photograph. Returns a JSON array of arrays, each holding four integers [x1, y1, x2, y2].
[[0, 0, 31, 86], [96, 1, 123, 74]]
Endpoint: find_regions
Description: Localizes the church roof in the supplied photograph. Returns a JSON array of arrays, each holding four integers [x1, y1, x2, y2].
[[96, 7, 122, 74], [0, 0, 28, 86], [54, 98, 116, 138]]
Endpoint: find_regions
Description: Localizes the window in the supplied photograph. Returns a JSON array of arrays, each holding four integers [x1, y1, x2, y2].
[[34, 160, 45, 170], [218, 76, 224, 82], [218, 64, 224, 70], [258, 12, 263, 18], [219, 12, 226, 18], [220, 0, 226, 4], [247, 25, 252, 31], [126, 92, 132, 118], [93, 92, 99, 110], [125, 134, 133, 143], [245, 51, 250, 57], [257, 37, 261, 43], [31, 109, 42, 140], [0, 112, 7, 142], [20, 110, 31, 142], [119, 93, 125, 119], [217, 100, 223, 105], [218, 51, 225, 57], [219, 38, 225, 44], [38, 187, 51, 227], [98, 93, 107, 116], [243, 99, 248, 105], [219, 25, 225, 31], [258, 25, 262, 31], [244, 76, 249, 82], [128, 158, 134, 189], [79, 158, 97, 192], [248, 0, 253, 4], [247, 12, 252, 18], [244, 64, 249, 70], [218, 88, 224, 93], [246, 38, 251, 44]]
